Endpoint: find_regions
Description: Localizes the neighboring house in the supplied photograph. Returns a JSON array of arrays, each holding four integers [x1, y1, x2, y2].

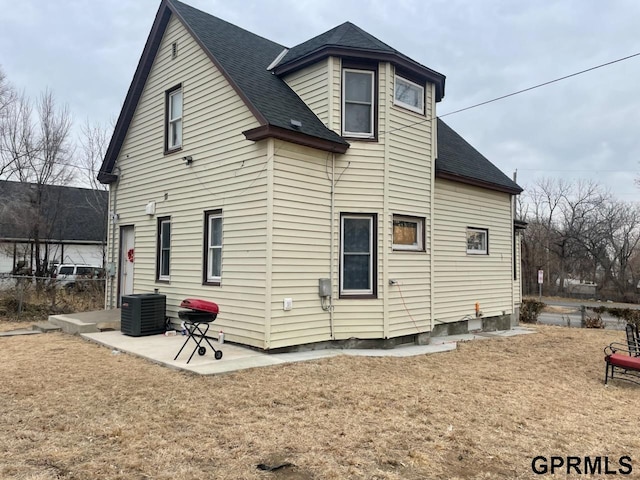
[[98, 0, 524, 350], [0, 181, 108, 274]]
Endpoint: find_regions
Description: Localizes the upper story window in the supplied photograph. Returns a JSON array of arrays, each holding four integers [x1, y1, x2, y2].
[[166, 85, 182, 152], [394, 75, 424, 114], [342, 69, 375, 138], [204, 210, 223, 285]]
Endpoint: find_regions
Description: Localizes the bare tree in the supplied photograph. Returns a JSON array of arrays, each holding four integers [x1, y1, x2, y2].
[[78, 119, 111, 266], [1, 89, 75, 277], [0, 67, 19, 178], [78, 119, 110, 192], [522, 177, 640, 301]]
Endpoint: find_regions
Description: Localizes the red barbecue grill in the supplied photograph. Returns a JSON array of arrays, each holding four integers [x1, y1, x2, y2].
[[173, 298, 223, 363]]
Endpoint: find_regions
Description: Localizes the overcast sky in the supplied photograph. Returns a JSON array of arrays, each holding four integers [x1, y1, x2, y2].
[[1, 0, 639, 200]]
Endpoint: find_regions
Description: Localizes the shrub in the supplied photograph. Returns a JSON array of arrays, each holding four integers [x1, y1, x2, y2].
[[591, 306, 640, 329], [584, 314, 604, 329], [520, 299, 546, 323]]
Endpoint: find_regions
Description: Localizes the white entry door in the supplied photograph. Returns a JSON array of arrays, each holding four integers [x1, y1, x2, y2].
[[119, 226, 135, 305]]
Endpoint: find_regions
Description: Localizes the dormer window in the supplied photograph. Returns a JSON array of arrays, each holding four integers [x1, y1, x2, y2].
[[342, 69, 375, 138], [394, 74, 424, 115]]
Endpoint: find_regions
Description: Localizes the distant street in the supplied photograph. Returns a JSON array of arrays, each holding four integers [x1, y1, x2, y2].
[[532, 296, 638, 331]]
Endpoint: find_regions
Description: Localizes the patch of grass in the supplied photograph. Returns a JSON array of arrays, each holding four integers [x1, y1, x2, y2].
[[0, 324, 637, 479], [0, 282, 104, 322]]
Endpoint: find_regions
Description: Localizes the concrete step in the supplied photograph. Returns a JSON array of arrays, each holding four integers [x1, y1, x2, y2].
[[32, 322, 63, 333], [48, 309, 121, 335]]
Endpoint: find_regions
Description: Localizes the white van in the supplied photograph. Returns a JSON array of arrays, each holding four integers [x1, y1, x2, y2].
[[53, 264, 104, 289]]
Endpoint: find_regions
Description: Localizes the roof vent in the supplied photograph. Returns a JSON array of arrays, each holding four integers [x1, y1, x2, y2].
[[290, 119, 302, 129]]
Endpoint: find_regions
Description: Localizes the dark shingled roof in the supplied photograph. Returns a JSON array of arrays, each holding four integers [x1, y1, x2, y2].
[[436, 119, 522, 194], [170, 0, 348, 146], [0, 181, 108, 243], [100, 1, 516, 196], [98, 0, 349, 182], [274, 21, 445, 101], [280, 22, 398, 64]]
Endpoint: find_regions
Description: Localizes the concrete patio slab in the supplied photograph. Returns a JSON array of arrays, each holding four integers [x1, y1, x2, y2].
[[82, 326, 535, 375]]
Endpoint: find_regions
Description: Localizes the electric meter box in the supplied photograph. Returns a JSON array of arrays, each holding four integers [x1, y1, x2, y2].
[[318, 278, 331, 297]]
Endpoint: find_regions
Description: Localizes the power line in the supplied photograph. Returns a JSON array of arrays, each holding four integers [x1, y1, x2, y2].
[[439, 51, 640, 118], [380, 51, 640, 137]]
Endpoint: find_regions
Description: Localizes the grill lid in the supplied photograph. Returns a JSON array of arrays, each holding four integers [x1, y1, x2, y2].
[[180, 298, 219, 314]]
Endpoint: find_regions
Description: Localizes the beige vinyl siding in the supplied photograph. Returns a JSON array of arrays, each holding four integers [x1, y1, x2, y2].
[[386, 68, 433, 337], [269, 140, 386, 348], [434, 179, 514, 323], [283, 59, 330, 127], [105, 15, 269, 348], [329, 57, 341, 134], [270, 141, 332, 348]]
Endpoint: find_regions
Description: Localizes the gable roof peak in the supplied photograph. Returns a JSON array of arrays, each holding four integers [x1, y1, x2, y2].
[[99, 0, 348, 183]]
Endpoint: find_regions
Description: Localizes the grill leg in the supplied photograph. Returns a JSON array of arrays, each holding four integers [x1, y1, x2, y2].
[[186, 322, 210, 364], [174, 321, 222, 363]]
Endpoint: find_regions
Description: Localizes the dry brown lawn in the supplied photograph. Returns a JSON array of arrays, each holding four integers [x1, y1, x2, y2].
[[0, 322, 638, 479]]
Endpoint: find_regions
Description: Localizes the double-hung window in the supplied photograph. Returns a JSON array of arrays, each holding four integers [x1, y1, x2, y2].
[[342, 69, 375, 138], [166, 85, 182, 151], [394, 74, 424, 114], [157, 217, 171, 281], [340, 214, 376, 297], [204, 210, 223, 285], [467, 227, 488, 255]]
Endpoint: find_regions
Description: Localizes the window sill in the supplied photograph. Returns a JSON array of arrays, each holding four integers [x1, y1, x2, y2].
[[342, 135, 378, 142], [164, 146, 182, 156], [392, 247, 426, 252], [203, 280, 221, 287], [339, 293, 377, 300], [392, 102, 425, 116], [156, 279, 170, 284]]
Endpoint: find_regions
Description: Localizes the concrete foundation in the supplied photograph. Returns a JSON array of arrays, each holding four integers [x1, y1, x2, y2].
[[482, 314, 511, 332], [428, 313, 513, 338], [511, 306, 521, 327]]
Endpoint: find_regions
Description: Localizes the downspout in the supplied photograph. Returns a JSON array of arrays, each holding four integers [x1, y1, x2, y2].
[[329, 153, 335, 339], [108, 165, 121, 309], [511, 171, 517, 322], [430, 88, 436, 333]]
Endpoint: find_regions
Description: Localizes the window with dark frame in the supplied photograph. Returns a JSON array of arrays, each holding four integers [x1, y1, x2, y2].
[[342, 69, 375, 138], [466, 227, 488, 255], [392, 215, 424, 251], [204, 210, 222, 285], [157, 217, 171, 281], [165, 85, 182, 152], [340, 213, 376, 297]]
